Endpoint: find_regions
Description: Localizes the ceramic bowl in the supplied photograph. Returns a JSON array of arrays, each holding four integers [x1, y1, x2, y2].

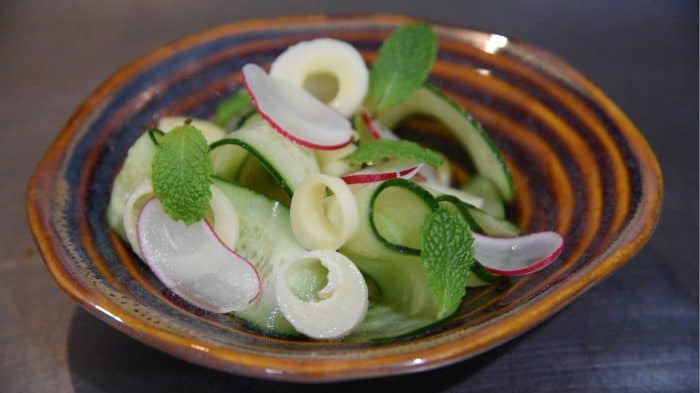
[[27, 14, 662, 381]]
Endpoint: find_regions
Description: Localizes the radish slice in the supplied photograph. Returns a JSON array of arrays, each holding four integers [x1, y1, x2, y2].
[[361, 111, 452, 185], [473, 232, 564, 276], [123, 183, 239, 256], [341, 160, 422, 185], [137, 199, 260, 313], [361, 110, 399, 141], [242, 64, 353, 150]]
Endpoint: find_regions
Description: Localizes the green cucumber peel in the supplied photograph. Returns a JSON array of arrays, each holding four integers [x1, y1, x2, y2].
[[214, 88, 254, 129], [209, 138, 293, 196], [233, 109, 259, 130], [423, 84, 515, 200], [461, 175, 505, 218], [147, 128, 165, 146], [368, 178, 439, 255], [435, 194, 481, 230], [470, 263, 503, 284], [435, 194, 504, 283]]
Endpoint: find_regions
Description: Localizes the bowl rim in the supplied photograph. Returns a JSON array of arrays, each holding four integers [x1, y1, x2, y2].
[[26, 13, 663, 382]]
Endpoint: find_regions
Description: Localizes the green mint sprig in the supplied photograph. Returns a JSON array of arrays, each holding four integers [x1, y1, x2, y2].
[[367, 23, 437, 113], [420, 207, 475, 318], [152, 125, 213, 224], [345, 139, 444, 168]]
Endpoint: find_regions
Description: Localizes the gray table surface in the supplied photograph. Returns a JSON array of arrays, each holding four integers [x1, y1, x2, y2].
[[1, 1, 697, 392]]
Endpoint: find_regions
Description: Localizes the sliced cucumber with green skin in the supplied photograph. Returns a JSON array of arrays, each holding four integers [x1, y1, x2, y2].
[[210, 117, 320, 195], [236, 153, 291, 205], [210, 141, 248, 182], [210, 113, 263, 182], [211, 179, 305, 336], [107, 133, 159, 238], [435, 194, 481, 235], [468, 207, 522, 237], [147, 128, 164, 146], [461, 175, 505, 219], [214, 180, 464, 336], [469, 263, 503, 284], [435, 192, 519, 238], [369, 178, 439, 256], [349, 304, 435, 341], [342, 250, 437, 318], [234, 109, 259, 130], [435, 195, 504, 285], [376, 84, 515, 200], [214, 89, 254, 130], [328, 181, 437, 317]]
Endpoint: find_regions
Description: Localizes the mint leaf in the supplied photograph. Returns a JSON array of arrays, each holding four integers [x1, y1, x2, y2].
[[345, 139, 444, 168], [152, 125, 213, 224], [421, 207, 474, 318], [214, 88, 253, 128], [368, 24, 437, 112]]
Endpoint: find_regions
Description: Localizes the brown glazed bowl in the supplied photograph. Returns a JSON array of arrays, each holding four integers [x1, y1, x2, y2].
[[27, 15, 662, 381]]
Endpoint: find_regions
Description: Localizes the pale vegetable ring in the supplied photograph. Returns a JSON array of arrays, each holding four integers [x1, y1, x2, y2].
[[123, 181, 239, 254], [270, 38, 369, 117], [275, 250, 368, 339], [290, 174, 359, 250]]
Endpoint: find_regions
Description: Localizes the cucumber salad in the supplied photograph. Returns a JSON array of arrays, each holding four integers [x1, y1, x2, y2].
[[107, 24, 564, 340]]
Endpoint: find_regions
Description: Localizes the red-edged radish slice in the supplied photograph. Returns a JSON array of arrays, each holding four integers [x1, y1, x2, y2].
[[360, 110, 399, 141], [137, 199, 260, 313], [242, 64, 353, 150], [414, 165, 438, 183], [361, 112, 452, 185], [270, 38, 369, 117], [341, 160, 422, 185], [473, 232, 564, 276]]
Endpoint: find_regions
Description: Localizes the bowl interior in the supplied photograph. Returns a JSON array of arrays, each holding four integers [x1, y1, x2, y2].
[[28, 15, 661, 381]]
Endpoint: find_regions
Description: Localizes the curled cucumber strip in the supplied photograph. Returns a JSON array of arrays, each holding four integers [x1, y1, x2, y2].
[[424, 182, 484, 209], [368, 178, 439, 256], [290, 174, 359, 250], [122, 181, 239, 254], [275, 250, 368, 339]]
